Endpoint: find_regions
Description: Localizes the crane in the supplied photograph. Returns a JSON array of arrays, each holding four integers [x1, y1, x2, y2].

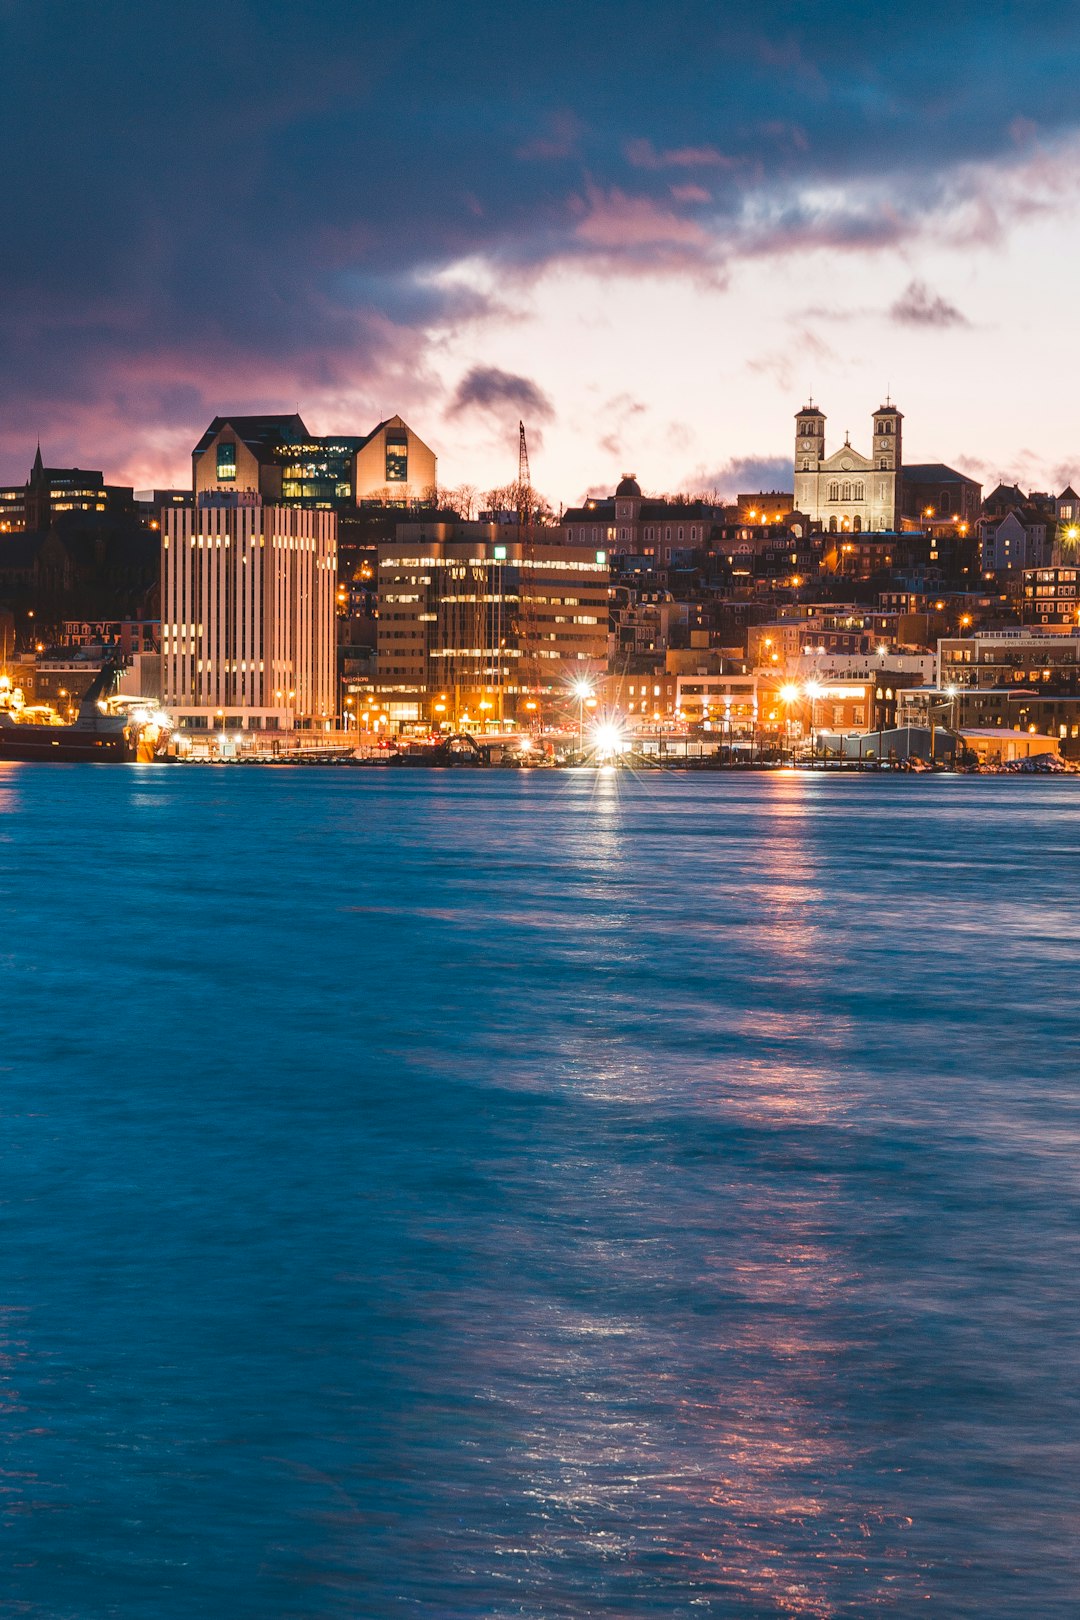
[[514, 422, 540, 730]]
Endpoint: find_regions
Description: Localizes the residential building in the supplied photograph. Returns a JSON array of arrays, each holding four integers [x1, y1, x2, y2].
[[62, 619, 159, 655], [376, 532, 609, 729], [748, 607, 901, 669], [980, 508, 1050, 573], [1022, 566, 1080, 629], [822, 530, 907, 580], [162, 491, 337, 733], [793, 401, 902, 533]]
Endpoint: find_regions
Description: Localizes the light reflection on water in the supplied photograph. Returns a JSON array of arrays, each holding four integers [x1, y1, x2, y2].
[[0, 767, 1078, 1616]]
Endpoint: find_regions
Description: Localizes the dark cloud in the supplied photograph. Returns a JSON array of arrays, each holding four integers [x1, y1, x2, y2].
[[890, 280, 970, 327], [2, 0, 1080, 476], [449, 367, 554, 423], [696, 456, 794, 499]]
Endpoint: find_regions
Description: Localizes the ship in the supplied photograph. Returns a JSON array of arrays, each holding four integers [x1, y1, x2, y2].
[[0, 657, 172, 763]]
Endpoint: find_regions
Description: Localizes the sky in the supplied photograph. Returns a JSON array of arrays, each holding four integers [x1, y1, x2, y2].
[[4, 0, 1080, 506]]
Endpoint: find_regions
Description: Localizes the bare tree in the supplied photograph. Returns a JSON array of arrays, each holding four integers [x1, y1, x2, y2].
[[443, 483, 479, 519]]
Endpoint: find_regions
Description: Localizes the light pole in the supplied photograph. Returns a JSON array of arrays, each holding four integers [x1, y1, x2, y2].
[[571, 678, 594, 758], [805, 680, 822, 765], [779, 683, 799, 765]]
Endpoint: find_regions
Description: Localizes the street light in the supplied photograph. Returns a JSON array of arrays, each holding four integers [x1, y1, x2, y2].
[[805, 680, 823, 764], [779, 682, 800, 763], [571, 677, 594, 755]]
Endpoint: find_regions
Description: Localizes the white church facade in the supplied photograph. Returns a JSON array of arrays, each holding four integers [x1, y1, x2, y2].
[[793, 402, 902, 534]]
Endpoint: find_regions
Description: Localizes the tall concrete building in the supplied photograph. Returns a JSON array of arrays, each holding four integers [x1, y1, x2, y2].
[[376, 528, 610, 729], [793, 402, 902, 534], [162, 491, 336, 734]]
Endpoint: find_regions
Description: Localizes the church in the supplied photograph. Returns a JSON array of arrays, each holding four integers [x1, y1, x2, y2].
[[793, 402, 902, 534]]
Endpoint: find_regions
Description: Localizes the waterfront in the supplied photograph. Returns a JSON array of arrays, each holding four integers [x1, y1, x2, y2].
[[1, 766, 1079, 1616]]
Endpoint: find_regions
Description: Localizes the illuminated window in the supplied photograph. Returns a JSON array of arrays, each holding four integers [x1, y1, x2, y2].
[[217, 443, 236, 481], [385, 438, 408, 482]]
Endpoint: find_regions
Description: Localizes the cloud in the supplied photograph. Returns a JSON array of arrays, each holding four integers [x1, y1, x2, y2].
[[890, 279, 970, 327], [692, 455, 794, 499], [5, 0, 1080, 481], [595, 394, 648, 463], [670, 183, 712, 204], [448, 366, 554, 425], [571, 184, 715, 254], [625, 139, 735, 171]]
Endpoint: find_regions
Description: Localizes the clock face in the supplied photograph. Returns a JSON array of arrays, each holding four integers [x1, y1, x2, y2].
[[801, 440, 813, 450]]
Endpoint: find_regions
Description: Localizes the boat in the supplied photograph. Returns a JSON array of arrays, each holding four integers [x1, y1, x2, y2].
[[388, 733, 491, 767], [0, 658, 172, 763]]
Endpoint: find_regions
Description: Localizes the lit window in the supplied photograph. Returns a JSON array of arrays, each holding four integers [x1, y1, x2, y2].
[[216, 443, 236, 481], [385, 439, 408, 482]]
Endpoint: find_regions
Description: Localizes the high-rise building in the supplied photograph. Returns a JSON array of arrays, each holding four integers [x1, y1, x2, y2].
[[793, 402, 902, 534], [162, 491, 336, 734], [376, 527, 610, 729]]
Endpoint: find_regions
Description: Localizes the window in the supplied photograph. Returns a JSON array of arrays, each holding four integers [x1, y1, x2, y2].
[[216, 442, 236, 481], [828, 482, 839, 501], [385, 438, 408, 482]]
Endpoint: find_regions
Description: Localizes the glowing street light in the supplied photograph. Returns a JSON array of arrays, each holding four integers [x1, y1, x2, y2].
[[590, 717, 626, 761]]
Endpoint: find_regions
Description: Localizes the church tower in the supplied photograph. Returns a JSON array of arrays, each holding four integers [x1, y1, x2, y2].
[[25, 444, 50, 533], [794, 404, 825, 518], [870, 402, 902, 531]]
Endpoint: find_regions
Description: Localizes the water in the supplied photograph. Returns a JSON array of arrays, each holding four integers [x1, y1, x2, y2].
[[1, 764, 1078, 1618]]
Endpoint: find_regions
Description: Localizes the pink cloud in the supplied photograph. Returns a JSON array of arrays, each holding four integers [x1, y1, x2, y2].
[[573, 184, 713, 250]]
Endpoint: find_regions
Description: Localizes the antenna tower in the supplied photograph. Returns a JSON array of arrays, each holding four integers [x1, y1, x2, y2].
[[515, 422, 540, 729]]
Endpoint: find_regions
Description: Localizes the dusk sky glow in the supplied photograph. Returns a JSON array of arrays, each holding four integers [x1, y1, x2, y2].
[[6, 1, 1080, 501]]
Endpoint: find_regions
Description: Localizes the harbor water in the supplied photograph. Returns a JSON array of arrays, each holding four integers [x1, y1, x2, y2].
[[1, 765, 1078, 1617]]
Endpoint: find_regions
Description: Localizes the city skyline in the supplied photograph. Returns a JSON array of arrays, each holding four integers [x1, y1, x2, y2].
[[4, 3, 1080, 501]]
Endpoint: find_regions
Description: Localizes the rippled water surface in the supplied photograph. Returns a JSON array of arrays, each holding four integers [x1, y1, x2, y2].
[[1, 764, 1079, 1617]]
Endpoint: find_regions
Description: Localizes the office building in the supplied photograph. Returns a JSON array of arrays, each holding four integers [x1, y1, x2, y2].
[[192, 412, 437, 512], [376, 529, 609, 728], [0, 446, 133, 532], [162, 491, 336, 732]]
